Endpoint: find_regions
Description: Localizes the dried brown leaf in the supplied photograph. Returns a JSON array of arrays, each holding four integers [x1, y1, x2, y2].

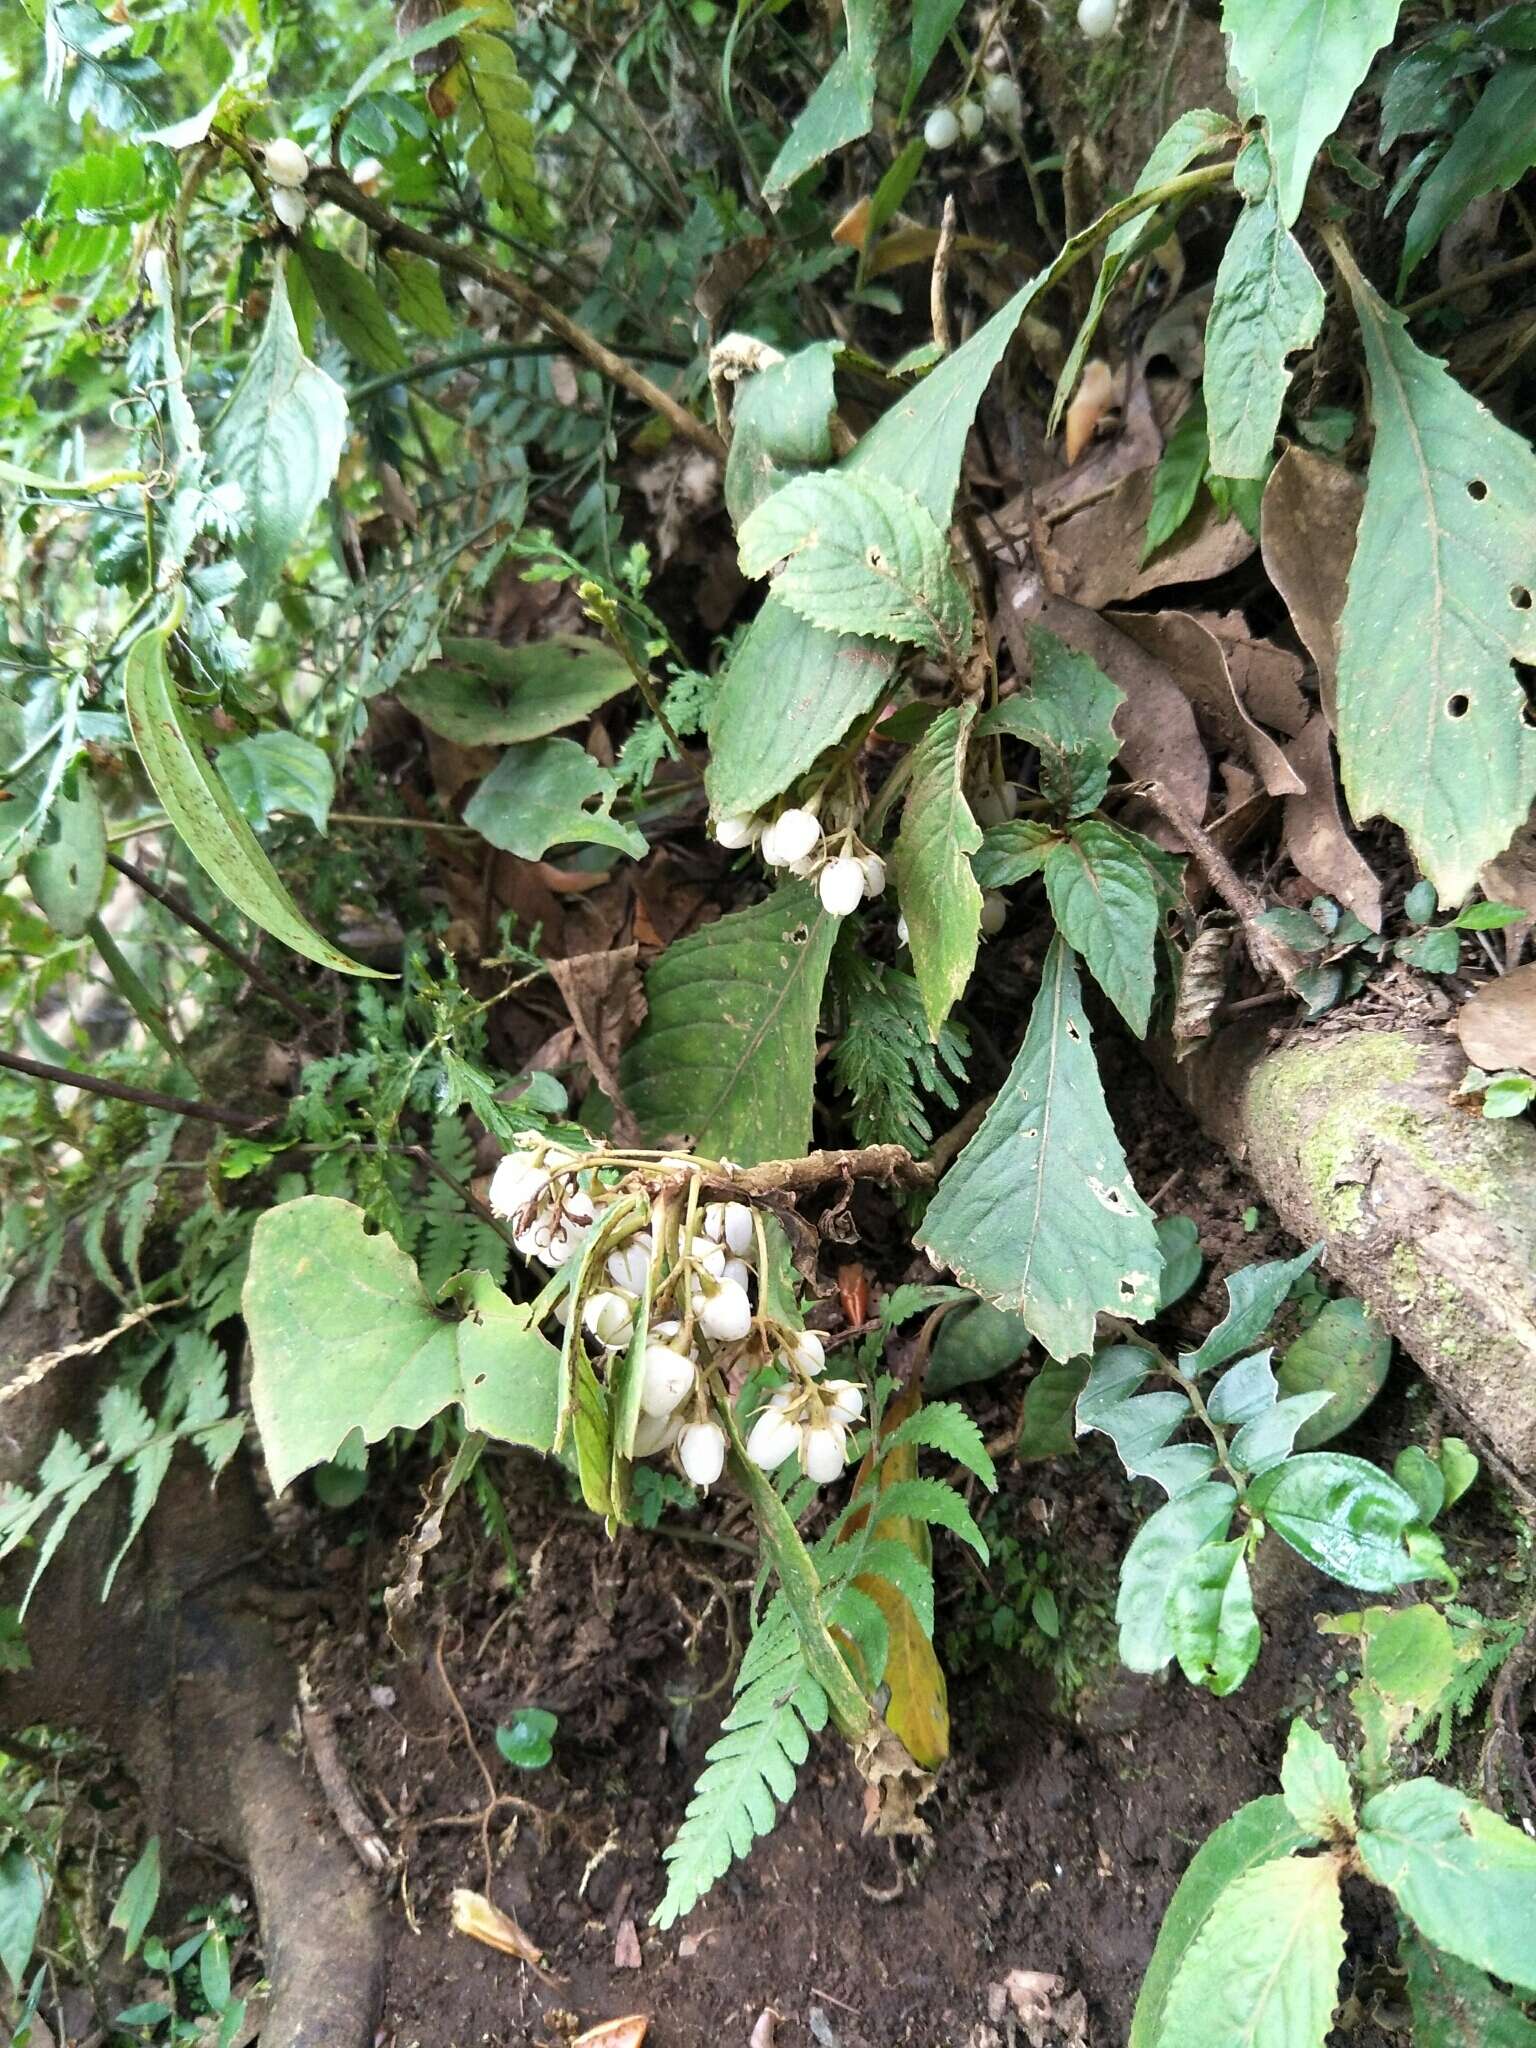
[[1281, 716, 1384, 930], [1043, 466, 1254, 612], [1455, 963, 1536, 1076], [1172, 926, 1234, 1056], [613, 1918, 642, 1970], [548, 945, 647, 1142], [694, 237, 773, 329], [1002, 1970, 1067, 2048], [450, 1889, 544, 1964], [1109, 610, 1304, 797], [573, 2019, 649, 2048], [1063, 358, 1116, 466], [1260, 445, 1363, 726]]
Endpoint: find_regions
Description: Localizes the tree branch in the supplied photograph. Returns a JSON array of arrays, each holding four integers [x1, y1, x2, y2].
[[0, 1048, 268, 1131]]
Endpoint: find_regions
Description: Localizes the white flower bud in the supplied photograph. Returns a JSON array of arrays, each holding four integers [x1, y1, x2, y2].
[[763, 807, 821, 866], [746, 1405, 802, 1471], [582, 1290, 635, 1351], [957, 100, 984, 140], [787, 855, 819, 879], [696, 1276, 753, 1343], [984, 74, 1022, 122], [678, 1420, 727, 1488], [689, 1234, 727, 1279], [633, 1409, 681, 1458], [722, 1256, 754, 1294], [819, 856, 867, 918], [822, 1379, 865, 1426], [896, 912, 910, 945], [561, 1187, 596, 1228], [713, 812, 760, 849], [537, 1219, 587, 1268], [606, 1239, 652, 1295], [703, 1200, 755, 1256], [1077, 0, 1119, 37], [271, 186, 308, 232], [859, 852, 887, 899], [461, 277, 499, 320], [489, 1154, 549, 1219], [924, 107, 961, 150], [788, 1330, 826, 1377], [980, 890, 1008, 936], [640, 1342, 695, 1418], [263, 137, 310, 188], [801, 1422, 848, 1484]]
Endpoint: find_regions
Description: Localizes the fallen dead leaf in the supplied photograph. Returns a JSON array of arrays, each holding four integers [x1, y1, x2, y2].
[[1173, 926, 1235, 1055], [1110, 610, 1304, 797], [1001, 1969, 1066, 2048], [1043, 463, 1256, 611], [613, 1917, 642, 1970], [1063, 357, 1115, 466], [573, 2019, 649, 2048], [1260, 445, 1363, 727], [831, 193, 872, 249], [748, 2010, 779, 2048], [1481, 808, 1536, 966], [694, 236, 773, 329], [1455, 963, 1536, 1076], [450, 1888, 544, 1966], [1195, 610, 1309, 736], [549, 946, 647, 1142], [1282, 716, 1384, 930], [676, 1928, 716, 1959]]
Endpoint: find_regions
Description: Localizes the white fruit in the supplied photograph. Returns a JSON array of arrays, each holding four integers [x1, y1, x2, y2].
[[763, 807, 822, 866], [271, 186, 308, 232], [678, 1420, 727, 1487], [958, 100, 984, 140], [1077, 0, 1119, 38], [788, 1330, 826, 1378], [896, 912, 910, 945], [697, 1276, 753, 1343], [822, 1379, 865, 1426], [924, 107, 961, 150], [722, 1256, 754, 1294], [714, 812, 759, 849], [980, 890, 1008, 936], [488, 1154, 548, 1218], [984, 74, 1023, 122], [633, 1410, 681, 1458], [819, 856, 867, 918], [582, 1290, 635, 1350], [605, 1240, 652, 1294], [689, 1234, 727, 1279], [746, 1405, 802, 1471], [802, 1423, 848, 1484], [263, 137, 310, 188], [640, 1342, 695, 1418], [858, 852, 887, 898], [351, 156, 384, 195]]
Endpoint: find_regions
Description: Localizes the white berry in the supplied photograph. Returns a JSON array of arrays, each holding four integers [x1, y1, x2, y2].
[[263, 137, 310, 189], [271, 186, 308, 232], [980, 891, 1008, 936], [640, 1342, 695, 1418], [924, 107, 961, 150], [819, 856, 867, 918], [984, 75, 1023, 123], [822, 1379, 865, 1426], [678, 1420, 727, 1488], [788, 1331, 826, 1378], [1077, 0, 1119, 38], [957, 100, 984, 140], [763, 807, 822, 866], [714, 812, 760, 849], [802, 1423, 848, 1484], [858, 852, 887, 899], [746, 1405, 801, 1472], [582, 1290, 635, 1351], [696, 1276, 753, 1343]]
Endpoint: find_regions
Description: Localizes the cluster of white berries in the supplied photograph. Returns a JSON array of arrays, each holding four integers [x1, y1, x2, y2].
[[923, 73, 1024, 152], [262, 137, 311, 233], [488, 1143, 864, 1496], [714, 805, 886, 919]]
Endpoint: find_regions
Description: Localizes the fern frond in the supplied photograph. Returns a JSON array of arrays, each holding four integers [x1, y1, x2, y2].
[[830, 959, 969, 1153], [451, 4, 548, 238], [653, 1604, 829, 1928], [879, 1400, 998, 1489]]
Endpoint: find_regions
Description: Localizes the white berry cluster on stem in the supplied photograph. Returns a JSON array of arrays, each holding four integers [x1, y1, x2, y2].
[[261, 136, 310, 233], [712, 801, 886, 919]]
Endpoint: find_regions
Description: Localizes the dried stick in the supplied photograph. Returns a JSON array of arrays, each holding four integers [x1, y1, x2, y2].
[[1141, 779, 1305, 991], [931, 194, 958, 354], [298, 1672, 392, 1874], [0, 1298, 186, 1409]]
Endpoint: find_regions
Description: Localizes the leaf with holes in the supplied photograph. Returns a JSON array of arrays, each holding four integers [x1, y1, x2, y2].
[[1334, 263, 1536, 903], [737, 472, 972, 663], [917, 938, 1162, 1359], [891, 702, 983, 1038], [621, 883, 838, 1165]]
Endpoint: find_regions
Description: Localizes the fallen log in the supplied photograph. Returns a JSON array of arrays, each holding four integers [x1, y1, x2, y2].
[[1169, 1021, 1536, 1483]]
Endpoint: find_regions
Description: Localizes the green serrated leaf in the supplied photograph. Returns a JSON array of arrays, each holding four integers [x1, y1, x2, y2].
[[1154, 1847, 1344, 2048], [738, 472, 972, 662], [1154, 1216, 1204, 1311], [1280, 1720, 1356, 1838], [891, 702, 983, 1037], [918, 939, 1162, 1359], [123, 617, 382, 976], [1246, 1452, 1431, 1592], [1223, 0, 1405, 225], [295, 237, 407, 376], [1017, 1357, 1090, 1460], [383, 248, 457, 339], [980, 627, 1124, 817], [1131, 1795, 1316, 2048], [927, 1300, 1032, 1395], [1358, 1779, 1536, 1992], [244, 1198, 559, 1491], [724, 342, 839, 529], [463, 737, 646, 861], [209, 261, 349, 634], [762, 0, 887, 201], [450, 0, 547, 235], [622, 883, 837, 1165], [1205, 136, 1326, 479], [1401, 58, 1536, 284], [1403, 1935, 1536, 2048], [1043, 821, 1160, 1036], [879, 1400, 997, 1489], [1334, 263, 1536, 903]]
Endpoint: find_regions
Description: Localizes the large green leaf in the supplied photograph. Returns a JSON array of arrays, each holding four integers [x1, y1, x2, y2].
[[621, 883, 838, 1165], [1169, 1539, 1262, 1696], [724, 342, 839, 529], [207, 261, 349, 634], [398, 636, 633, 747], [244, 1196, 559, 1492], [216, 731, 334, 834], [762, 0, 887, 202], [1131, 1796, 1316, 2048], [1042, 821, 1160, 1037], [1154, 1849, 1344, 2048], [24, 760, 105, 938], [1277, 1298, 1392, 1449], [462, 737, 646, 861], [295, 238, 408, 375], [449, 0, 547, 234], [890, 702, 982, 1038], [1245, 1452, 1429, 1592], [1222, 0, 1405, 224], [1403, 1937, 1536, 2048], [1279, 1720, 1355, 1839], [1360, 1781, 1536, 1993], [1115, 1482, 1237, 1673], [704, 601, 895, 819], [737, 472, 972, 663], [916, 938, 1162, 1358], [1401, 58, 1536, 285], [0, 1847, 43, 1991], [1333, 266, 1536, 901], [123, 618, 383, 976], [1204, 136, 1325, 479]]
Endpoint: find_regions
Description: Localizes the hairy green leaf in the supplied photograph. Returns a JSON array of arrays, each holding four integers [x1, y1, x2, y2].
[[622, 883, 838, 1165], [1017, 1357, 1090, 1460], [0, 1848, 44, 1991], [738, 472, 972, 661], [383, 248, 457, 339], [918, 939, 1162, 1358], [1143, 396, 1211, 562], [209, 262, 349, 634], [1358, 1779, 1536, 1991], [1043, 821, 1160, 1036], [1154, 1848, 1344, 2047], [1334, 264, 1536, 902], [449, 0, 547, 235], [1223, 0, 1405, 224], [123, 618, 381, 976], [891, 703, 983, 1036], [724, 342, 839, 528], [1246, 1452, 1430, 1592], [1403, 1936, 1536, 2048], [1280, 1720, 1355, 1840], [979, 627, 1123, 817]]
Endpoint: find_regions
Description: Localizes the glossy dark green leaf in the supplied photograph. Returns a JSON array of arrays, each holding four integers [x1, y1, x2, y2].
[[1115, 1482, 1237, 1673], [1246, 1452, 1430, 1592], [1169, 1538, 1261, 1695], [496, 1707, 558, 1770]]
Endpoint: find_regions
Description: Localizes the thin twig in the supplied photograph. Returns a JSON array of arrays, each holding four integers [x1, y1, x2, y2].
[[299, 1672, 392, 1874], [0, 1047, 268, 1130], [108, 853, 314, 1029], [1400, 244, 1536, 317], [931, 194, 958, 354], [1140, 780, 1305, 991]]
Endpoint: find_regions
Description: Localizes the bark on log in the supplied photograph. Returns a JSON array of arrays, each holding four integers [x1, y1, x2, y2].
[[1170, 1021, 1536, 1479]]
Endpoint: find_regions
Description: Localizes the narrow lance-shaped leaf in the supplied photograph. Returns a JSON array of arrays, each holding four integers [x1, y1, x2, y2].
[[916, 938, 1162, 1359], [1400, 57, 1536, 286], [891, 702, 983, 1038], [763, 0, 887, 202], [123, 616, 385, 977], [1333, 262, 1536, 902]]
